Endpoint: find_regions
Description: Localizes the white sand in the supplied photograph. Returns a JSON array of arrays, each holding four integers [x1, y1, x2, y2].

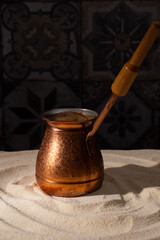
[[0, 150, 160, 240]]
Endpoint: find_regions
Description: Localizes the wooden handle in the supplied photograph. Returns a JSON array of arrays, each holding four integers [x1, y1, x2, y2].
[[86, 94, 118, 140], [130, 21, 160, 67], [87, 21, 160, 140], [112, 21, 160, 97]]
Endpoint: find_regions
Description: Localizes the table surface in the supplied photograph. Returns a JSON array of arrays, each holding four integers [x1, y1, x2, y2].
[[0, 150, 160, 240]]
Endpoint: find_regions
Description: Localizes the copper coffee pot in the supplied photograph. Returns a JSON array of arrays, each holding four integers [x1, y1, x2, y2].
[[36, 21, 160, 197]]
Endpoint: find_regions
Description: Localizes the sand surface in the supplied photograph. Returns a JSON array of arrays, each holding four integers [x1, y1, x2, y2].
[[0, 150, 160, 240]]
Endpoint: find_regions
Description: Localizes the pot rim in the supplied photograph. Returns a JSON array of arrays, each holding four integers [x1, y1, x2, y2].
[[42, 108, 98, 124]]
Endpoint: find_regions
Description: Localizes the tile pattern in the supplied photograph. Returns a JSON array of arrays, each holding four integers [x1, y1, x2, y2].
[[4, 80, 80, 150], [2, 2, 80, 81], [82, 0, 160, 149], [96, 91, 152, 149], [0, 1, 81, 150], [0, 0, 160, 150], [82, 1, 160, 80]]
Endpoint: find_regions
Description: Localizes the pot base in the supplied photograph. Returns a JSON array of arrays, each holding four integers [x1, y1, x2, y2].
[[36, 174, 103, 197]]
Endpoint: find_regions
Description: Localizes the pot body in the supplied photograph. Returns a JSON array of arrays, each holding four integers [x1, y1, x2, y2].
[[36, 109, 104, 197]]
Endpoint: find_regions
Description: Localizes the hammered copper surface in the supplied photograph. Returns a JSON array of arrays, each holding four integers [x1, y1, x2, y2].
[[36, 110, 104, 197]]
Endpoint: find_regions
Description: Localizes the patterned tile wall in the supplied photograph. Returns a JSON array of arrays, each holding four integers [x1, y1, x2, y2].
[[82, 0, 160, 149], [0, 1, 81, 150], [0, 0, 160, 150]]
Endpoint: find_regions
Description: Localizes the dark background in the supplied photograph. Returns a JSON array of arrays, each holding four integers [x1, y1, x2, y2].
[[0, 0, 160, 151]]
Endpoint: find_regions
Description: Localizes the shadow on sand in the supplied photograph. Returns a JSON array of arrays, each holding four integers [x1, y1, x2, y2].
[[87, 162, 160, 196]]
